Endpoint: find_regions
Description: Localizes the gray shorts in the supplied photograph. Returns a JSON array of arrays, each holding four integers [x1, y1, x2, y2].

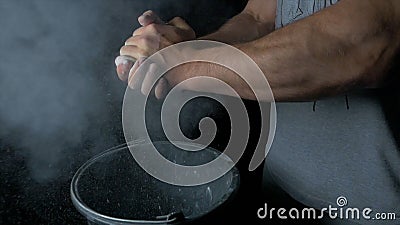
[[263, 90, 400, 224]]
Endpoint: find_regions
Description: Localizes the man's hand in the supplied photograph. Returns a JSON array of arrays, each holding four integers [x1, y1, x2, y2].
[[115, 10, 196, 96]]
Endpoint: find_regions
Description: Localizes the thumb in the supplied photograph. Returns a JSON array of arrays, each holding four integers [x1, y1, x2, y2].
[[168, 17, 192, 31], [138, 10, 164, 26], [155, 78, 170, 99]]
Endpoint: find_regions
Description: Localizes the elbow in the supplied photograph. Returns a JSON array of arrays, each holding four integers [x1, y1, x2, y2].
[[348, 32, 398, 88], [308, 29, 398, 91]]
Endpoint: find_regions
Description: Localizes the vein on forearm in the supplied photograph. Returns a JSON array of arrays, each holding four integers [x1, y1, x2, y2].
[[236, 0, 400, 101]]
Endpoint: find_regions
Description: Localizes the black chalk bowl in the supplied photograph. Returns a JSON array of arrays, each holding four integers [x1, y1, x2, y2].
[[70, 140, 240, 225]]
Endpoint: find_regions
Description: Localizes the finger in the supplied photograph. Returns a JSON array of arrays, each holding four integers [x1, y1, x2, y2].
[[127, 35, 173, 53], [134, 16, 194, 43], [125, 35, 160, 52], [155, 77, 170, 99], [120, 45, 149, 60], [141, 63, 159, 96], [168, 17, 192, 30], [138, 10, 164, 26], [133, 26, 143, 37], [115, 55, 135, 81], [133, 24, 183, 44], [148, 25, 184, 43], [128, 57, 147, 90], [133, 23, 160, 37]]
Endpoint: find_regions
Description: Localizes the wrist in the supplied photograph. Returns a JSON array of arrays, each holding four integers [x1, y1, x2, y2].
[[166, 61, 214, 86]]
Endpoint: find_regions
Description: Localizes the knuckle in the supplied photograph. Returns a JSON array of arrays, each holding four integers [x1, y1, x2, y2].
[[133, 27, 143, 36], [125, 36, 135, 45], [146, 23, 158, 32], [144, 10, 153, 15], [139, 36, 149, 44], [172, 16, 184, 23], [119, 45, 131, 55], [119, 46, 126, 55]]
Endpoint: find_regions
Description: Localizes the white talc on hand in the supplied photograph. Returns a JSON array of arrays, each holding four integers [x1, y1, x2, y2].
[[115, 55, 136, 66]]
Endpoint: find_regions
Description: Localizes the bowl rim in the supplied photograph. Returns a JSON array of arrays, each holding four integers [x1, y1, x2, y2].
[[70, 140, 240, 224]]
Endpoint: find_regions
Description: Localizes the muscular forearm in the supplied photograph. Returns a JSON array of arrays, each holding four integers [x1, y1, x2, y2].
[[198, 12, 274, 44], [177, 0, 400, 101], [239, 0, 400, 101]]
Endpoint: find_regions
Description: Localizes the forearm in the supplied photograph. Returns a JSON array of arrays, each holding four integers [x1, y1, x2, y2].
[[242, 0, 400, 101], [178, 0, 400, 101], [198, 12, 274, 44]]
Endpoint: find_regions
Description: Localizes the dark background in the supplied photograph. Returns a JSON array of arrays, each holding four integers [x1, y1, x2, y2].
[[0, 0, 250, 224]]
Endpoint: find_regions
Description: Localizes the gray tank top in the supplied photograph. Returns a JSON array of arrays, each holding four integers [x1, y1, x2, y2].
[[275, 0, 339, 29], [265, 1, 400, 223]]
